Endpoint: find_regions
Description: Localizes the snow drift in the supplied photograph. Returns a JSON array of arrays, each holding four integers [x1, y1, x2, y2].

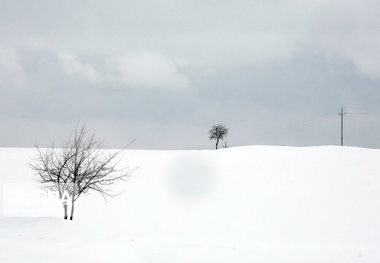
[[1, 146, 380, 262]]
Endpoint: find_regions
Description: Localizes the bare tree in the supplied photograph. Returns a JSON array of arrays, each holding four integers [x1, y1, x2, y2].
[[223, 141, 229, 148], [30, 145, 74, 219], [31, 123, 134, 220], [209, 124, 229, 149]]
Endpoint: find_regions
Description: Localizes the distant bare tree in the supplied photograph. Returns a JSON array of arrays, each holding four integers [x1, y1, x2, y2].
[[209, 124, 229, 149], [31, 123, 134, 220]]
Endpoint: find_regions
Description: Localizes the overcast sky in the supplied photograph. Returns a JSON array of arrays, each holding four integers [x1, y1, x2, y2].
[[1, 0, 380, 149]]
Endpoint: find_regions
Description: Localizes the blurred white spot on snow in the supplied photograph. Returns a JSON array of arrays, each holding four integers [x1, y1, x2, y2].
[[167, 155, 215, 201]]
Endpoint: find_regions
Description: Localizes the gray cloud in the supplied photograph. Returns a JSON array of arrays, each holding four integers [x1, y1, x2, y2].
[[58, 53, 101, 84], [0, 0, 380, 149], [0, 45, 26, 89]]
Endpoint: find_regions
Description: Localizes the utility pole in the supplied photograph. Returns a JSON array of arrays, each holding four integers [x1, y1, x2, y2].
[[338, 107, 346, 146]]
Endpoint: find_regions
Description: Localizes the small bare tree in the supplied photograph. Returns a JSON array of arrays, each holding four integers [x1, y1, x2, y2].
[[209, 124, 229, 149], [31, 124, 134, 220], [31, 145, 74, 219]]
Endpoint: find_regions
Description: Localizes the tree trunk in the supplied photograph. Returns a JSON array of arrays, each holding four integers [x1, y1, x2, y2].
[[70, 197, 75, 220], [59, 188, 68, 220], [64, 204, 68, 220], [216, 138, 220, 149]]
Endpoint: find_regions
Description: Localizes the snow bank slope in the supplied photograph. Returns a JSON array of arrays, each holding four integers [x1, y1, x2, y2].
[[1, 146, 380, 262]]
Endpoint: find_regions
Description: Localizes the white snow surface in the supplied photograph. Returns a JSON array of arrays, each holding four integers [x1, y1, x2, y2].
[[1, 145, 380, 262]]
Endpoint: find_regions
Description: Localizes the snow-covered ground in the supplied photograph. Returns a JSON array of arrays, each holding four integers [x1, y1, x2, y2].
[[1, 146, 380, 262]]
